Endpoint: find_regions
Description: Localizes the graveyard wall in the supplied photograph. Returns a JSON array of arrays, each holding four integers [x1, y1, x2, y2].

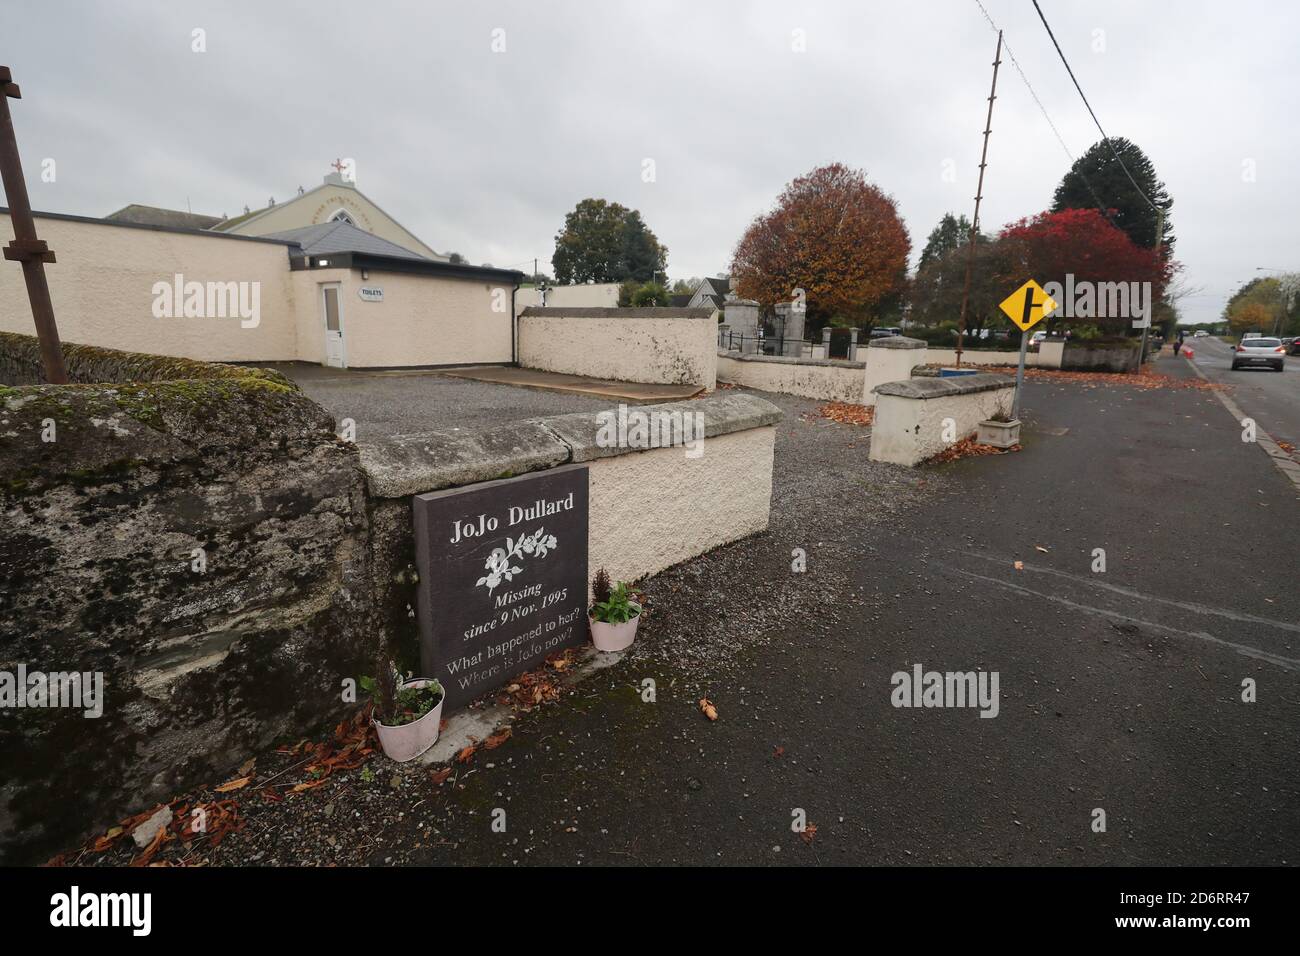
[[517, 307, 718, 390], [0, 334, 376, 866], [869, 373, 1015, 466], [716, 350, 865, 403], [925, 344, 1064, 368]]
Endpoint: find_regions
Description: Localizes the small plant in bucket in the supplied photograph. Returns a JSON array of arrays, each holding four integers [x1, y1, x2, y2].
[[361, 659, 445, 763], [589, 567, 642, 652]]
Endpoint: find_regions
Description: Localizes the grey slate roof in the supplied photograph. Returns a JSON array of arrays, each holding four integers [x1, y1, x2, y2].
[[104, 204, 223, 230], [264, 220, 430, 261]]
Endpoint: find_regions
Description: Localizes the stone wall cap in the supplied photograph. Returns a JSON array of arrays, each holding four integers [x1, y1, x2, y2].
[[717, 349, 864, 369], [519, 307, 716, 319], [867, 335, 927, 349], [874, 372, 1014, 399], [359, 392, 782, 497]]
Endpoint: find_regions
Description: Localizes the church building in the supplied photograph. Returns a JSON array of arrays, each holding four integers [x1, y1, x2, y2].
[[2, 167, 521, 369]]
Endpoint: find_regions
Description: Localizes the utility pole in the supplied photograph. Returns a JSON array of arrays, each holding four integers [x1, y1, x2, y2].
[[0, 66, 67, 383], [1138, 204, 1165, 367], [956, 31, 1002, 369]]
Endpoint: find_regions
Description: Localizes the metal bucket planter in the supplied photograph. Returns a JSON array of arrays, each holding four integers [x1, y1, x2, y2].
[[977, 419, 1021, 448], [373, 679, 444, 763]]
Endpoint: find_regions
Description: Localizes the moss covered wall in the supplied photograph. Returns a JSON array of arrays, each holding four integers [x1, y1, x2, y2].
[[0, 334, 377, 864]]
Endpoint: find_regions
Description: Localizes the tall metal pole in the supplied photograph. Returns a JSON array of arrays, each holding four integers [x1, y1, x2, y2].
[[1138, 204, 1165, 368], [956, 31, 1002, 369], [0, 66, 66, 384]]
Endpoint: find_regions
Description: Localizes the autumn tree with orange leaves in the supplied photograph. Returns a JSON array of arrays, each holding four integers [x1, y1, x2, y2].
[[729, 164, 911, 330]]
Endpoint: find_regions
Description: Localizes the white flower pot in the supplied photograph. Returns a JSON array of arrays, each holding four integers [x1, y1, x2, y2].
[[372, 679, 444, 763], [589, 603, 641, 652], [977, 419, 1020, 448]]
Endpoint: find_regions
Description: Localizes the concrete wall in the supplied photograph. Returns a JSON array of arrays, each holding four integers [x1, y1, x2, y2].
[[1062, 340, 1141, 372], [717, 351, 865, 403], [514, 283, 620, 315], [862, 336, 928, 406], [586, 427, 774, 587], [926, 342, 1064, 368], [869, 374, 1015, 466], [518, 307, 718, 389], [0, 212, 301, 362]]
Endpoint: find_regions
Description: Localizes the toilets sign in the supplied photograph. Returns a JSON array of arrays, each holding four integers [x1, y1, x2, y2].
[[413, 465, 589, 710]]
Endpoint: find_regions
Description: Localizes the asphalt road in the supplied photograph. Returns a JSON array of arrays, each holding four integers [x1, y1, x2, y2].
[[1183, 336, 1300, 448], [397, 366, 1299, 866]]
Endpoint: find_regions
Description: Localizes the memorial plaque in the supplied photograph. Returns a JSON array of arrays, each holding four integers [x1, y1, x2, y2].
[[413, 465, 589, 710]]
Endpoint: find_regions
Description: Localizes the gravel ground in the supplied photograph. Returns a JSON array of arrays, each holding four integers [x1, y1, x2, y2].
[[270, 363, 616, 436], [66, 385, 940, 867]]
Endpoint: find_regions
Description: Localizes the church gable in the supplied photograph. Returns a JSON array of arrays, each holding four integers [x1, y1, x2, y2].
[[213, 172, 445, 261]]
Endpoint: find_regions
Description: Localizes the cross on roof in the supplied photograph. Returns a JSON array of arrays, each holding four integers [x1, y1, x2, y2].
[[330, 158, 346, 173]]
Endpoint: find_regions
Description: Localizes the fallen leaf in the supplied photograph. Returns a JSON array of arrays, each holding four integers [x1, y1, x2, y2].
[[430, 768, 453, 786], [699, 698, 719, 721], [237, 758, 256, 776], [801, 823, 819, 844], [484, 728, 512, 749], [455, 744, 477, 764], [215, 776, 252, 793]]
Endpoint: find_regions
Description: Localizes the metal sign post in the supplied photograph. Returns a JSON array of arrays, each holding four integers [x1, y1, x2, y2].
[[999, 279, 1058, 423]]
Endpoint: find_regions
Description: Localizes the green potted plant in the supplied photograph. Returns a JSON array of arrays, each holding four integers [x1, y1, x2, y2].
[[588, 568, 642, 652], [361, 659, 445, 763], [977, 409, 1020, 448]]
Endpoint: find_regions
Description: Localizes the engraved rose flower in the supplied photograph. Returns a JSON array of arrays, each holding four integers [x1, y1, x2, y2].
[[476, 528, 558, 594]]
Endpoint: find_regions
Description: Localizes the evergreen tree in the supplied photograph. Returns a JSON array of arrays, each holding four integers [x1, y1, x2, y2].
[[1052, 137, 1173, 250]]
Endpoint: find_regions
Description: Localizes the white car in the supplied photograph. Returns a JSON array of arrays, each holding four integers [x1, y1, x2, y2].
[[1230, 337, 1286, 372]]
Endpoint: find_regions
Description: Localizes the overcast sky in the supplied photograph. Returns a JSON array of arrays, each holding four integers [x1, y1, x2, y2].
[[6, 0, 1296, 324]]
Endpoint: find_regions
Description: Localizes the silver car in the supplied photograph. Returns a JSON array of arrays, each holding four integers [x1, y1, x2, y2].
[[1230, 337, 1286, 372]]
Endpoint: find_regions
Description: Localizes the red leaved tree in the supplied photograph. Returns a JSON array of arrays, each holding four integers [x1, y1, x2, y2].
[[729, 164, 911, 329], [997, 208, 1174, 333]]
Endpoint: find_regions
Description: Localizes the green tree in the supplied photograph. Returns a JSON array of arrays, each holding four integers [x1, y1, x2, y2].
[[1052, 137, 1173, 250], [917, 213, 975, 271], [552, 198, 667, 284], [630, 282, 672, 307]]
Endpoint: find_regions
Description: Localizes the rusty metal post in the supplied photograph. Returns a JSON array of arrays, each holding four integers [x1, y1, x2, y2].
[[956, 31, 1002, 368], [0, 66, 67, 384]]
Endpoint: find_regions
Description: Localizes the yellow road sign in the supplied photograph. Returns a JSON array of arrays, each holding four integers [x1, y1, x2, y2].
[[999, 280, 1058, 332]]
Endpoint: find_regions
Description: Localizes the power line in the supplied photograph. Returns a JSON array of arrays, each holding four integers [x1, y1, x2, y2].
[[1030, 0, 1161, 212], [971, 0, 1115, 224]]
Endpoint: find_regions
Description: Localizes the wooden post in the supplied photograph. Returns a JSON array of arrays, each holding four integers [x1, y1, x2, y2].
[[956, 31, 1003, 369], [0, 66, 67, 384]]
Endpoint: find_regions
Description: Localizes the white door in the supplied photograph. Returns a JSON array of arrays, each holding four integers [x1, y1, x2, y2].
[[322, 284, 345, 367]]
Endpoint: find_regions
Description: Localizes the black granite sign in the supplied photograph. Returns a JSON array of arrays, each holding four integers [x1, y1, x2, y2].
[[413, 464, 589, 710]]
